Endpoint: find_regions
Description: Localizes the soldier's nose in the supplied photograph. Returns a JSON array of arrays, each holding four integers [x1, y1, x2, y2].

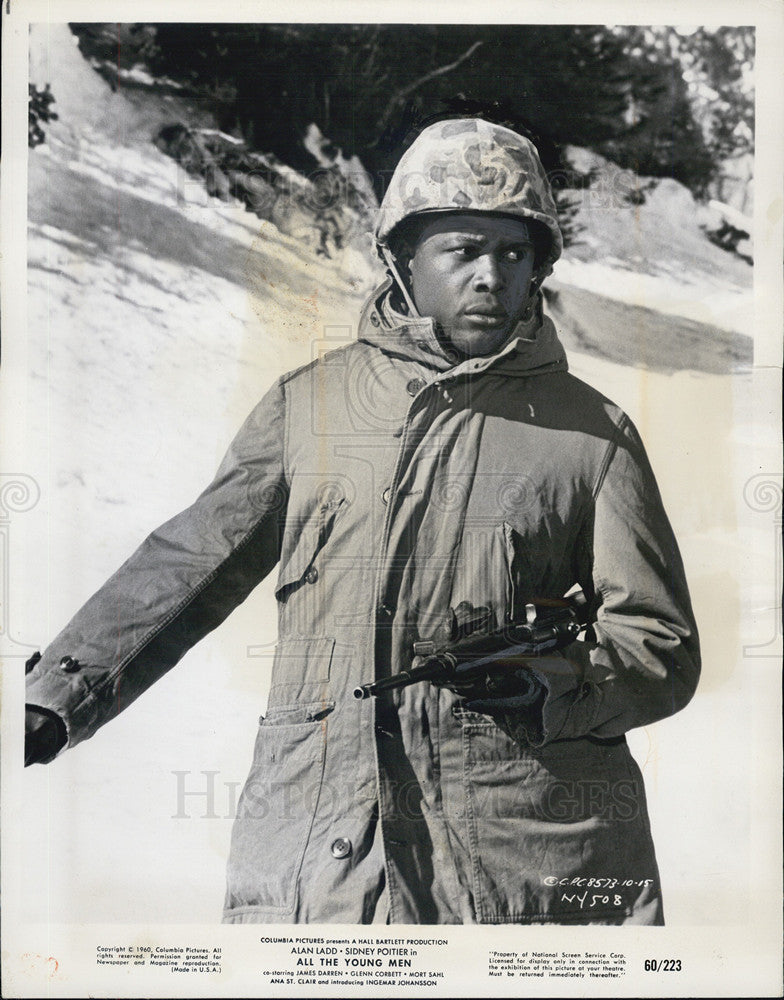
[[472, 254, 504, 292]]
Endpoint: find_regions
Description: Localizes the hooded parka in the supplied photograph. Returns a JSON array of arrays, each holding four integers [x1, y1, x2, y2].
[[26, 120, 700, 926]]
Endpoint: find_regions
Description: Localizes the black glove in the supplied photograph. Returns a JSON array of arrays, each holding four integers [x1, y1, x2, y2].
[[25, 706, 68, 765], [25, 650, 68, 765], [464, 666, 547, 714], [452, 636, 553, 709]]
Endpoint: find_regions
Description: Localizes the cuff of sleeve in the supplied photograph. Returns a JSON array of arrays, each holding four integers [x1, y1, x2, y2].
[[25, 667, 101, 751]]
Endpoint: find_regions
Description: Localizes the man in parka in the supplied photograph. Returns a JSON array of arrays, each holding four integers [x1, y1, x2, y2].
[[25, 118, 700, 925]]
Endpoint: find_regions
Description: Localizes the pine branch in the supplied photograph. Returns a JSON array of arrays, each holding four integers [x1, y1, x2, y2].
[[376, 40, 484, 132]]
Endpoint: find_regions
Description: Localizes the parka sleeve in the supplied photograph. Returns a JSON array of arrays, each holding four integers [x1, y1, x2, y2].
[[24, 376, 290, 753], [521, 413, 701, 745]]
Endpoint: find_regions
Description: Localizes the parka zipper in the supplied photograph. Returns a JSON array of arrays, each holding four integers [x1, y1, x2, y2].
[[369, 377, 432, 926]]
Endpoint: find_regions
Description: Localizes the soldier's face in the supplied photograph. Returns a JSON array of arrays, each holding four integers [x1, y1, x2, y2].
[[407, 213, 536, 357]]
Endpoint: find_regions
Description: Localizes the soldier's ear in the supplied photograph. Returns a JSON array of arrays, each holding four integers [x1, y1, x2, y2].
[[394, 243, 415, 281], [390, 218, 423, 276]]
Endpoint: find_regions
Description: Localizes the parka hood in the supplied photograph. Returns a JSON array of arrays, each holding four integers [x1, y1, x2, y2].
[[375, 118, 563, 277], [358, 277, 568, 379]]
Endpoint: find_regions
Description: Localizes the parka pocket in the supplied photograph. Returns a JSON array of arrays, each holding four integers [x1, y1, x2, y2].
[[456, 711, 645, 924], [448, 521, 536, 629], [225, 699, 334, 915], [266, 636, 335, 707]]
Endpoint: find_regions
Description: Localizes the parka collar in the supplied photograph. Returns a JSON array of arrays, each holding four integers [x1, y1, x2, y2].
[[357, 278, 568, 380]]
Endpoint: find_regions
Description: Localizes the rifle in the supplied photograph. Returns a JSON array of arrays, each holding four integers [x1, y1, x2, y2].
[[353, 591, 588, 701]]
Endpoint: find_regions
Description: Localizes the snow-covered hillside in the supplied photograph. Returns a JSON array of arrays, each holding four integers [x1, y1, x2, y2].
[[13, 23, 776, 931], [549, 143, 753, 372]]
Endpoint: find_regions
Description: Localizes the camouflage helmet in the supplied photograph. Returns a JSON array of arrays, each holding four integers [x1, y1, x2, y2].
[[375, 118, 563, 276]]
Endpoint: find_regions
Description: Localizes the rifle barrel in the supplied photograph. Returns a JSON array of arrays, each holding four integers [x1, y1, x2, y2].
[[352, 654, 453, 700]]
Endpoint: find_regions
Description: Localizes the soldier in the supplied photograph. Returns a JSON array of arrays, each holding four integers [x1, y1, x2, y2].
[[25, 118, 700, 924]]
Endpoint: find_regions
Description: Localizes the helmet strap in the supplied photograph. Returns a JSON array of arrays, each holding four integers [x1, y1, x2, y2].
[[529, 271, 545, 300], [524, 273, 546, 317], [380, 245, 420, 318]]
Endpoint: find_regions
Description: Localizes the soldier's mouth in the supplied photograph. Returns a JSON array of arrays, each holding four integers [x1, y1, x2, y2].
[[463, 310, 508, 327]]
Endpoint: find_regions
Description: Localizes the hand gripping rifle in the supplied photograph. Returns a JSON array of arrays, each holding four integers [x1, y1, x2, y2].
[[353, 591, 588, 701]]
